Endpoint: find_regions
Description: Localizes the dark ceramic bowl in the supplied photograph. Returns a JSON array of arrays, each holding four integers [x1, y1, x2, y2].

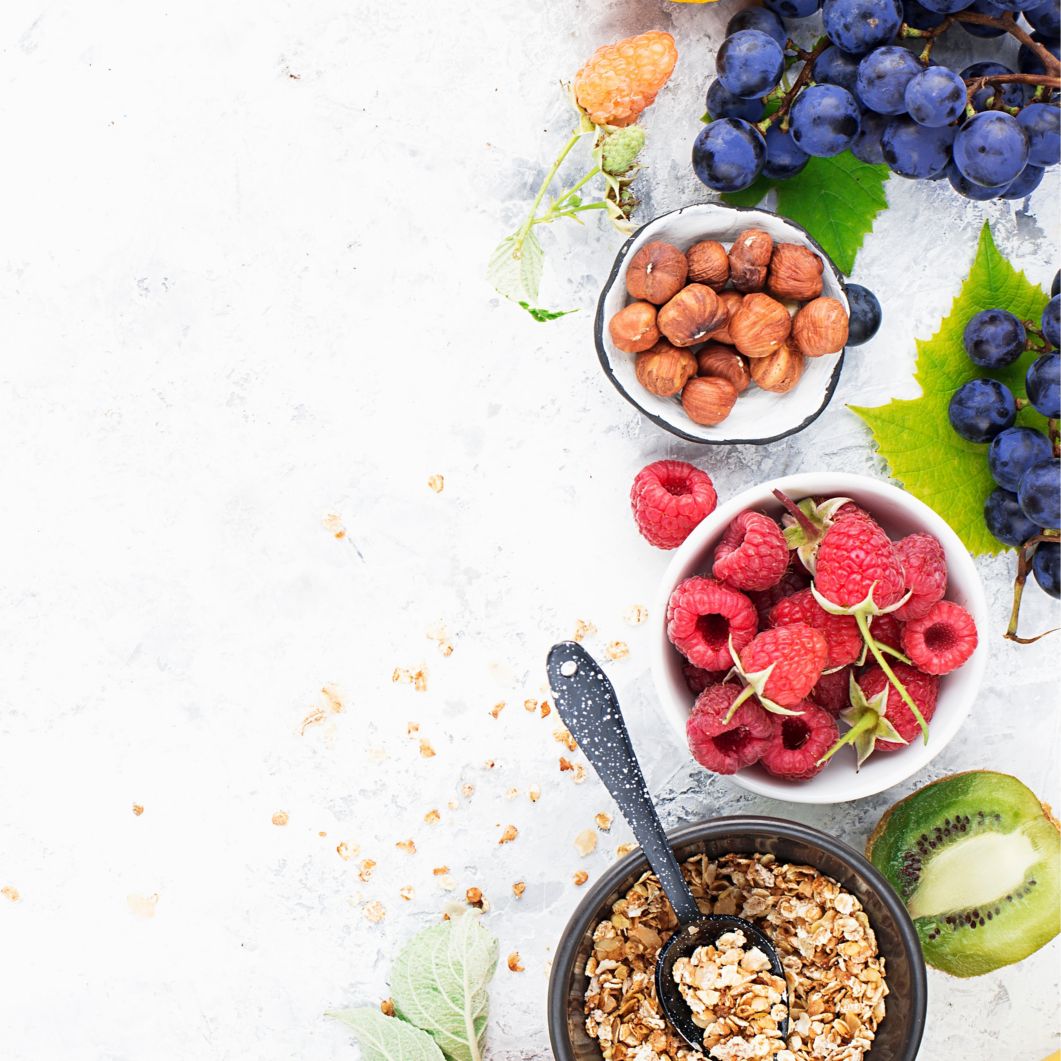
[[594, 204, 848, 445], [547, 817, 927, 1061]]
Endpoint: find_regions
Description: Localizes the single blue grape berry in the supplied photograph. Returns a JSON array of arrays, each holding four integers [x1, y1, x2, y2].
[[726, 7, 789, 47], [1032, 542, 1061, 600], [1017, 103, 1061, 167], [692, 119, 767, 192], [852, 110, 889, 163], [988, 427, 1054, 491], [1043, 294, 1061, 347], [1018, 459, 1061, 529], [961, 63, 1029, 110], [765, 0, 823, 16], [1026, 350, 1061, 418], [947, 162, 1007, 200], [789, 84, 862, 156], [1024, 0, 1061, 41], [845, 284, 882, 345], [960, 0, 1008, 34], [881, 118, 955, 178], [919, 0, 973, 11], [999, 164, 1045, 200], [905, 66, 967, 126], [762, 124, 811, 179], [953, 112, 1030, 187], [822, 0, 904, 54], [963, 308, 1028, 367], [1019, 33, 1061, 74], [814, 46, 861, 92], [856, 47, 924, 115], [948, 378, 1017, 441], [707, 80, 767, 122], [984, 488, 1041, 546], [903, 0, 949, 24], [717, 30, 785, 100]]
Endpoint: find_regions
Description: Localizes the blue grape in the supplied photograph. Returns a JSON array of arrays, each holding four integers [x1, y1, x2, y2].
[[1026, 350, 1061, 418], [1024, 0, 1061, 41], [823, 0, 904, 54], [905, 66, 967, 126], [1019, 33, 1061, 73], [692, 119, 766, 192], [961, 63, 1029, 110], [999, 164, 1045, 199], [852, 109, 889, 163], [1018, 459, 1061, 528], [707, 80, 767, 122], [960, 0, 1008, 33], [762, 124, 811, 178], [717, 30, 785, 99], [856, 46, 924, 115], [903, 0, 948, 25], [765, 0, 823, 16], [984, 488, 1041, 545], [1033, 541, 1061, 599], [947, 161, 1007, 199], [1018, 103, 1061, 166], [814, 46, 862, 92], [948, 378, 1017, 441], [846, 284, 882, 344], [963, 308, 1027, 367], [953, 112, 1030, 187], [881, 117, 955, 177], [789, 84, 861, 156], [919, 0, 973, 11], [727, 7, 789, 47], [988, 427, 1054, 491], [1043, 294, 1061, 347]]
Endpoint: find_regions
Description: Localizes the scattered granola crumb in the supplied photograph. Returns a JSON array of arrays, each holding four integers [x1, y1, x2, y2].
[[605, 640, 630, 661], [322, 684, 343, 713], [461, 783, 475, 798], [573, 619, 597, 643], [336, 842, 359, 861], [616, 842, 637, 858], [358, 859, 377, 882], [505, 787, 519, 800], [394, 667, 428, 692], [300, 706, 326, 734], [575, 828, 598, 857], [573, 870, 590, 886], [363, 901, 386, 924], [489, 701, 506, 719], [540, 701, 552, 718], [624, 604, 650, 626], [513, 881, 527, 899], [380, 999, 396, 1017], [407, 721, 420, 737], [396, 839, 416, 855], [399, 886, 415, 902], [523, 698, 538, 713], [447, 799, 459, 810], [427, 622, 454, 657], [318, 831, 327, 837], [271, 811, 289, 826], [595, 812, 613, 832], [559, 756, 574, 773], [419, 739, 436, 759], [427, 474, 445, 493], [507, 952, 525, 973], [554, 728, 578, 752], [483, 759, 496, 769], [2, 886, 21, 903], [424, 809, 441, 825], [438, 875, 456, 892], [432, 866, 450, 876], [499, 825, 519, 845], [132, 803, 144, 816], [466, 887, 485, 908], [572, 764, 587, 783], [322, 512, 347, 539], [528, 785, 542, 803]]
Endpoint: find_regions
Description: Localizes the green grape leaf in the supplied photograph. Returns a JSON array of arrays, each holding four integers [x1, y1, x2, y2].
[[723, 152, 889, 274], [327, 1008, 447, 1061], [851, 221, 1051, 556]]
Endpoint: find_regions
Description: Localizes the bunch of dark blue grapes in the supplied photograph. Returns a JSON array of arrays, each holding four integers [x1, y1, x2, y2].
[[947, 273, 1059, 598], [693, 0, 1060, 200]]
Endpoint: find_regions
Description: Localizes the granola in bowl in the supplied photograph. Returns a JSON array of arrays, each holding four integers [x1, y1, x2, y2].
[[584, 853, 887, 1061]]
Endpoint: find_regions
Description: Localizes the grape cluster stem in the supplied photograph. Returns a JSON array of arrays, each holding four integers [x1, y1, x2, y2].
[[1005, 529, 1061, 643]]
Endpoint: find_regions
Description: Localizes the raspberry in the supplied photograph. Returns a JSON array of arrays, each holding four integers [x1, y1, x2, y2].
[[712, 510, 790, 591], [810, 665, 854, 715], [901, 600, 979, 675], [736, 623, 829, 709], [868, 613, 904, 654], [768, 588, 862, 670], [858, 664, 940, 749], [747, 561, 810, 625], [814, 512, 906, 614], [759, 702, 839, 781], [893, 533, 948, 622], [686, 683, 774, 774], [631, 460, 717, 549], [573, 31, 678, 128], [774, 492, 863, 573], [667, 577, 758, 671], [682, 660, 727, 696]]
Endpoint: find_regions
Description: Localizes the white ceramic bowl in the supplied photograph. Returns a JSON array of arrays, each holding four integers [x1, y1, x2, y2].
[[651, 472, 989, 804], [595, 203, 848, 445]]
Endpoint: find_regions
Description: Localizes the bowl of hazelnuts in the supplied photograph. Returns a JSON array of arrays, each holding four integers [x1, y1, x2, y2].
[[595, 204, 858, 444]]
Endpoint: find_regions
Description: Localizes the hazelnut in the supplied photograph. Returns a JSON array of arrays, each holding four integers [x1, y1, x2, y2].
[[728, 229, 774, 292], [658, 284, 727, 347], [686, 240, 730, 289], [728, 293, 792, 359], [767, 244, 824, 301], [635, 341, 698, 397], [749, 342, 806, 393], [697, 343, 750, 393], [608, 301, 660, 353], [681, 376, 739, 426], [625, 241, 688, 305], [793, 297, 850, 357], [704, 291, 743, 344]]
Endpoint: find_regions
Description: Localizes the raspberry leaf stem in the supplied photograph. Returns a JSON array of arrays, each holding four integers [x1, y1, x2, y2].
[[854, 610, 929, 742]]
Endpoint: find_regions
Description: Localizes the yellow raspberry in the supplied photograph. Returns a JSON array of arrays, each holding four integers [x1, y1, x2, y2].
[[573, 31, 678, 128]]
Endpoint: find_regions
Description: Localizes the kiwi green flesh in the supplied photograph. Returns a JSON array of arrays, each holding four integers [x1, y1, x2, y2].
[[868, 771, 1061, 977]]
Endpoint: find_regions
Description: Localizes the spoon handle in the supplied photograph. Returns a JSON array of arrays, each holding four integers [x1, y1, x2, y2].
[[547, 641, 701, 925]]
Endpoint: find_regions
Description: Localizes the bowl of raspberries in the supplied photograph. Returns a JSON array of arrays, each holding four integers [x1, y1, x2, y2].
[[643, 467, 989, 803]]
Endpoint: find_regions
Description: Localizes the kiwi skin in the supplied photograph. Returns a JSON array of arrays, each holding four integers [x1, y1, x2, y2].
[[867, 770, 1061, 978]]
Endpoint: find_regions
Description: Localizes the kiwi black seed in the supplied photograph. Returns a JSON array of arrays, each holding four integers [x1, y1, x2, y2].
[[867, 770, 1060, 977]]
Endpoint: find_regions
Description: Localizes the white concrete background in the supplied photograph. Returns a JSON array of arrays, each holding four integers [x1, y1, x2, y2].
[[0, 2, 1058, 1059]]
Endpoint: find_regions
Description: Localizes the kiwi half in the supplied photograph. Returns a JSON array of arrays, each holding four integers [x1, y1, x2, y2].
[[867, 770, 1060, 977]]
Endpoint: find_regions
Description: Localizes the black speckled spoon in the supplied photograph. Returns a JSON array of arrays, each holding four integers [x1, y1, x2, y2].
[[547, 640, 788, 1051]]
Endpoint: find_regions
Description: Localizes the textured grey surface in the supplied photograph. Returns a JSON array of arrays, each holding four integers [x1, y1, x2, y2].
[[0, 2, 1058, 1060]]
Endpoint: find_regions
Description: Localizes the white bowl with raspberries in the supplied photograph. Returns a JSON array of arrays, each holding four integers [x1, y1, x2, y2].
[[648, 470, 989, 804]]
